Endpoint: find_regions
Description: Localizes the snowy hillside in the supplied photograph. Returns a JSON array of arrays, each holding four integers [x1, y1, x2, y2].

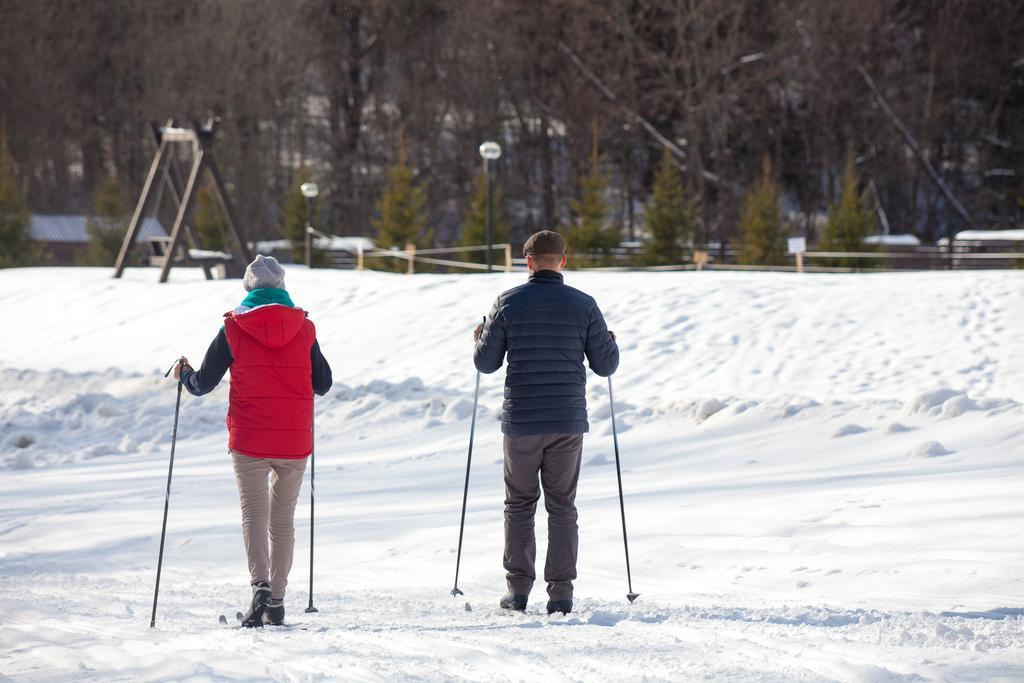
[[1, 266, 1023, 681]]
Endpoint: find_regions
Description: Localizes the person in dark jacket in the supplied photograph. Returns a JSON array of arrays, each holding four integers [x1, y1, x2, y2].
[[473, 230, 619, 615], [173, 254, 332, 627]]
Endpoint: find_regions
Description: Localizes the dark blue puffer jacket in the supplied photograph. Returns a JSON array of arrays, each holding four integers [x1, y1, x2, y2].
[[474, 270, 619, 436]]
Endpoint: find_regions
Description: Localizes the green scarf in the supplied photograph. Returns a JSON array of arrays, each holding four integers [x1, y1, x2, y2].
[[240, 288, 295, 309]]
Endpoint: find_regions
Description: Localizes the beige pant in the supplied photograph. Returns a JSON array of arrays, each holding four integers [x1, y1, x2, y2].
[[231, 450, 308, 600]]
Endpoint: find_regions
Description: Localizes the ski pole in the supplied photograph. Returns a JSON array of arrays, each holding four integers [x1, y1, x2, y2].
[[608, 376, 640, 603], [306, 410, 318, 613], [451, 368, 482, 597], [151, 357, 185, 628]]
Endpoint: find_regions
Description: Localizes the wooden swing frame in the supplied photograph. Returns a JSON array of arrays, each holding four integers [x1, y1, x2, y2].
[[113, 117, 251, 282]]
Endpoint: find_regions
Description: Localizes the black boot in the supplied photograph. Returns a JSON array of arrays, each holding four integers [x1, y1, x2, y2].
[[264, 598, 285, 626], [239, 581, 271, 628], [546, 598, 573, 615], [499, 592, 528, 612]]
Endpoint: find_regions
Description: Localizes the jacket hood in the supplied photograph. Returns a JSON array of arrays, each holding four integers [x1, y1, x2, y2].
[[225, 304, 308, 349]]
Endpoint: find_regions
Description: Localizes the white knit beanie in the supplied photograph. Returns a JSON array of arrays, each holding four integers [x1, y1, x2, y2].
[[243, 254, 286, 291]]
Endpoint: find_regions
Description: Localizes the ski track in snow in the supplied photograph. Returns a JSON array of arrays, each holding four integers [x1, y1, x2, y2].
[[1, 267, 1024, 681]]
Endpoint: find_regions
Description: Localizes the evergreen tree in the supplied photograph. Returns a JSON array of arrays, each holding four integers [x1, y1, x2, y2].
[[821, 153, 877, 268], [738, 156, 786, 266], [0, 128, 36, 268], [195, 184, 229, 252], [82, 176, 130, 267], [371, 134, 431, 271], [566, 133, 620, 266], [460, 170, 509, 265], [640, 146, 694, 265]]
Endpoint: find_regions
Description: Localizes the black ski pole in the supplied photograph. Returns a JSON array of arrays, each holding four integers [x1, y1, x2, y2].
[[608, 376, 640, 603], [306, 411, 318, 613], [151, 357, 185, 628], [451, 369, 482, 597]]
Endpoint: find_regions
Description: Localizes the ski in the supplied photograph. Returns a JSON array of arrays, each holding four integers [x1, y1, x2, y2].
[[218, 611, 311, 630], [218, 611, 245, 628]]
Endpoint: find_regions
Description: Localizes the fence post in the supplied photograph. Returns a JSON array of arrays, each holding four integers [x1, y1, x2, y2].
[[406, 243, 416, 275], [504, 243, 512, 272], [357, 245, 364, 271], [796, 252, 804, 273]]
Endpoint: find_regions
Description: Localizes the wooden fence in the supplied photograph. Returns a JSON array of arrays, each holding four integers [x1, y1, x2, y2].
[[299, 229, 1024, 274]]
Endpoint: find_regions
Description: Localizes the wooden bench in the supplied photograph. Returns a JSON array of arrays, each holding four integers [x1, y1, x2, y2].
[[146, 237, 241, 279]]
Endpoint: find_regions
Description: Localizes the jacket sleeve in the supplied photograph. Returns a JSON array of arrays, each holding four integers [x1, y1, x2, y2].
[[181, 328, 232, 396], [311, 340, 333, 396], [584, 303, 619, 377], [473, 300, 508, 374]]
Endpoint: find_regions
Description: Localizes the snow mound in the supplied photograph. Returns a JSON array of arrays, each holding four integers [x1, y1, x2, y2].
[[906, 388, 966, 415], [329, 378, 473, 429], [781, 399, 820, 418], [731, 400, 758, 415], [600, 415, 631, 435], [975, 397, 1018, 415], [0, 368, 224, 469], [443, 397, 476, 421], [941, 394, 978, 418], [909, 441, 954, 458], [590, 398, 635, 421], [696, 398, 726, 422], [885, 422, 913, 434], [832, 424, 868, 438], [908, 391, 1020, 420]]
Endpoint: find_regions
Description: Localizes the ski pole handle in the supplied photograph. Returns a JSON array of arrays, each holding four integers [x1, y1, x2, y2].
[[164, 357, 186, 379]]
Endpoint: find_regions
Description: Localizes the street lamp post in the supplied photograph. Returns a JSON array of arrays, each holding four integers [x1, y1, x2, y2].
[[478, 141, 502, 273], [300, 182, 319, 268]]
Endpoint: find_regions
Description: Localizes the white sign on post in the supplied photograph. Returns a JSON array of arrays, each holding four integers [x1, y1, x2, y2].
[[787, 237, 807, 255]]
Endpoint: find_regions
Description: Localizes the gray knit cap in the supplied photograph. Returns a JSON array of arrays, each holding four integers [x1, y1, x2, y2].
[[243, 254, 286, 291]]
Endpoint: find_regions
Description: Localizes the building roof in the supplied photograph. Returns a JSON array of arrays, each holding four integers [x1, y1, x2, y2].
[[30, 215, 167, 244], [252, 236, 376, 253], [864, 233, 922, 246], [954, 229, 1024, 242]]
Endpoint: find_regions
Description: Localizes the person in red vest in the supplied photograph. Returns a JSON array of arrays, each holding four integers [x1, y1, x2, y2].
[[174, 254, 332, 627]]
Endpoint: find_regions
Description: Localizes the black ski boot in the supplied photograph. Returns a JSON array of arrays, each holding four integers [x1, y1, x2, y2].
[[500, 592, 528, 612], [239, 581, 271, 628], [264, 598, 285, 626], [546, 598, 573, 615]]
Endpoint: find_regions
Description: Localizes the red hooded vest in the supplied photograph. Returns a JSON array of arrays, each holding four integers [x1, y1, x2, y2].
[[223, 304, 316, 459]]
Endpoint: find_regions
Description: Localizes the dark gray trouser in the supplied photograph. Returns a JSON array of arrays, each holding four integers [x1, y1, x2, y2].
[[503, 432, 584, 601]]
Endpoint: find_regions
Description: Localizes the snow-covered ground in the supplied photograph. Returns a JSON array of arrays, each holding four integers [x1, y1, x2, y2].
[[1, 266, 1023, 682]]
